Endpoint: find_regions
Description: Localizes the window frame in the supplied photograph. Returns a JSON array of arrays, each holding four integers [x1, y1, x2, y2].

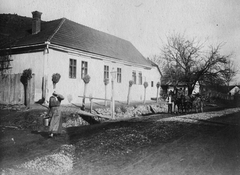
[[104, 65, 109, 80], [69, 58, 77, 79], [132, 71, 136, 84], [117, 68, 122, 83], [81, 61, 88, 78]]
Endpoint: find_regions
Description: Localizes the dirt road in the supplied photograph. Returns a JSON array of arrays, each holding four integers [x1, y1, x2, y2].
[[1, 107, 240, 175]]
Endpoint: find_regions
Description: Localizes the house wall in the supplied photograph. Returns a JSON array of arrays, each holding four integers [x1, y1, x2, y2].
[[230, 86, 240, 96], [45, 49, 161, 104], [8, 51, 45, 101], [7, 49, 161, 105]]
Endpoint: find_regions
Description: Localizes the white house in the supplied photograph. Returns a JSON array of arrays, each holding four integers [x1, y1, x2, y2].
[[0, 11, 161, 104], [229, 86, 240, 96]]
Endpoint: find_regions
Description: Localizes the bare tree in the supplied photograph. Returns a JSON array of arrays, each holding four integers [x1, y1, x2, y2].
[[154, 33, 236, 95], [220, 59, 238, 90]]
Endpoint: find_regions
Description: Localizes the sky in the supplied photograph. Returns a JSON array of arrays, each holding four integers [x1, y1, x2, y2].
[[1, 0, 240, 83]]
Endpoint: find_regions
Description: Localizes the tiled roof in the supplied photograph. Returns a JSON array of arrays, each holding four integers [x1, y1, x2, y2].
[[1, 14, 151, 67]]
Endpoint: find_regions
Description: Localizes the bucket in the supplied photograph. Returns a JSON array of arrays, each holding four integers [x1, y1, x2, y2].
[[43, 117, 51, 126]]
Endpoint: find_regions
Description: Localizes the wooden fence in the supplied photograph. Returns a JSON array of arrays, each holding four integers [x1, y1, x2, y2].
[[0, 73, 35, 104]]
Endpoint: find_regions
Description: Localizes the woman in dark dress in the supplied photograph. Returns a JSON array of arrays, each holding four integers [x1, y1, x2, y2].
[[48, 91, 64, 137]]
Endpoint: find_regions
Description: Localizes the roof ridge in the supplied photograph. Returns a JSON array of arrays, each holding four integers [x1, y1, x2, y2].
[[47, 18, 66, 42]]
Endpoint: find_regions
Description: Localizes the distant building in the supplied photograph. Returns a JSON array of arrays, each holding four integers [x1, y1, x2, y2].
[[161, 81, 200, 96], [229, 86, 240, 96]]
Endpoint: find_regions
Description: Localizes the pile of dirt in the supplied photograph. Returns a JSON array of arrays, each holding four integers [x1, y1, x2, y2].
[[1, 144, 75, 175]]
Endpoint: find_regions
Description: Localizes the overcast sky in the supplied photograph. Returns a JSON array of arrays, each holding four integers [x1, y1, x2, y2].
[[1, 0, 240, 83]]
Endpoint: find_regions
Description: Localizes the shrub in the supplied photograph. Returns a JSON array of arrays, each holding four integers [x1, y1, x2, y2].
[[143, 81, 148, 88], [20, 68, 32, 85], [52, 73, 61, 84], [104, 78, 109, 85], [120, 105, 128, 113], [82, 74, 91, 84], [129, 80, 133, 87]]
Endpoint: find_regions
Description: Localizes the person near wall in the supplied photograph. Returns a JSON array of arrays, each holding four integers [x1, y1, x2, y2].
[[177, 88, 184, 99], [48, 91, 64, 137], [167, 90, 174, 113]]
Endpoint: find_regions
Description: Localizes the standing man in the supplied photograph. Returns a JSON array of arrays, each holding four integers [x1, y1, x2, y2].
[[167, 90, 174, 113]]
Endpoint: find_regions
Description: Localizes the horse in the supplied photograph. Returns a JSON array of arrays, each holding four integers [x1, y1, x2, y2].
[[192, 94, 204, 113], [173, 94, 187, 114], [183, 95, 194, 113]]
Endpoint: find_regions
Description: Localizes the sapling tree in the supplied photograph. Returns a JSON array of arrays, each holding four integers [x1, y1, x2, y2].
[[20, 68, 32, 107], [52, 73, 61, 89], [143, 81, 148, 104], [127, 80, 133, 105], [82, 74, 91, 110], [104, 78, 109, 106]]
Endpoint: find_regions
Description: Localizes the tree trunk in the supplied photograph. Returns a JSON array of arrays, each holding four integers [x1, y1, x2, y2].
[[24, 81, 30, 108], [127, 86, 131, 105], [53, 83, 56, 89], [82, 83, 87, 110], [24, 84, 27, 106], [188, 86, 194, 95], [104, 85, 107, 106], [90, 98, 93, 113], [143, 88, 146, 104]]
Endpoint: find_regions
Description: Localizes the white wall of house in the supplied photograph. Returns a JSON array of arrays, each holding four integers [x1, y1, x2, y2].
[[229, 86, 240, 96], [9, 48, 161, 105], [45, 49, 161, 104]]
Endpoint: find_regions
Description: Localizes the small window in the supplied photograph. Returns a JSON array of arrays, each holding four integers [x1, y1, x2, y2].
[[132, 71, 136, 84], [151, 81, 154, 87], [117, 68, 122, 83], [81, 61, 88, 78], [138, 72, 142, 85], [69, 59, 76, 78], [104, 65, 109, 80]]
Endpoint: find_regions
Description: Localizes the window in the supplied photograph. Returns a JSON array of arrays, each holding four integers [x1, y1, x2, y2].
[[117, 68, 121, 83], [104, 65, 109, 80], [132, 71, 136, 84], [151, 81, 154, 87], [69, 59, 76, 78], [81, 61, 88, 78], [138, 72, 142, 85]]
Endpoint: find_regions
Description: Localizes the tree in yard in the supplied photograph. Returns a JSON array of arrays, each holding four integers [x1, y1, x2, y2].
[[127, 80, 133, 105], [82, 74, 91, 110], [154, 33, 236, 95], [52, 73, 61, 89], [20, 68, 32, 108], [143, 81, 148, 104], [104, 78, 109, 106]]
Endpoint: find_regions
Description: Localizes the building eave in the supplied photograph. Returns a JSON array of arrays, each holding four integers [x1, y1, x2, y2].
[[1, 42, 154, 70], [49, 43, 153, 69]]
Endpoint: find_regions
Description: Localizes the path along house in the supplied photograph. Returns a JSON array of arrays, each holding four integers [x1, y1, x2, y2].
[[0, 11, 161, 105]]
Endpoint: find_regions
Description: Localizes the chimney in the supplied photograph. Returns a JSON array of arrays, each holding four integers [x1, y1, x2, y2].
[[32, 11, 42, 34]]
